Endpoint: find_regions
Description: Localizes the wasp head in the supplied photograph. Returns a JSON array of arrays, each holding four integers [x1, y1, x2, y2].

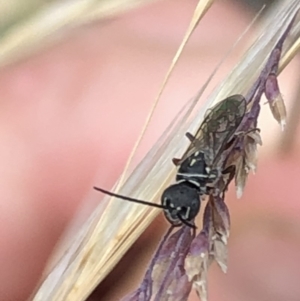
[[161, 182, 200, 227]]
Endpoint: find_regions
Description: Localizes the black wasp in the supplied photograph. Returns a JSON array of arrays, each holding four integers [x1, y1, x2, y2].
[[94, 95, 246, 228]]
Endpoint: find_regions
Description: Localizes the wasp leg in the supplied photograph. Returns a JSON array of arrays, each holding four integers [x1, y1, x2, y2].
[[172, 157, 181, 166], [248, 127, 260, 134], [185, 132, 195, 142], [222, 165, 236, 192], [172, 131, 202, 166], [225, 128, 261, 151], [235, 127, 260, 137]]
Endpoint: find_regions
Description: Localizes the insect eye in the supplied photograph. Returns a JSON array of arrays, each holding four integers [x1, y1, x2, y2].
[[163, 197, 171, 208]]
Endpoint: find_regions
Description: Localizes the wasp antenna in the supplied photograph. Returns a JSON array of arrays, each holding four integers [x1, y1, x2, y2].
[[93, 186, 165, 209]]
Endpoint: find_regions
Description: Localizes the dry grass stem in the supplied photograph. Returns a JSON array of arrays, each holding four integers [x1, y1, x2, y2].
[[0, 0, 156, 67], [31, 1, 300, 301], [117, 0, 215, 189], [279, 32, 300, 71]]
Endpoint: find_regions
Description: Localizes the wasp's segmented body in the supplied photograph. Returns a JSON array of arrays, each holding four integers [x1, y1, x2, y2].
[[95, 95, 247, 227], [175, 96, 246, 189], [161, 95, 247, 226]]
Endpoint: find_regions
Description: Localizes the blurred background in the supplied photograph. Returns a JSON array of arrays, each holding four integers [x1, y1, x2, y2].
[[1, 0, 300, 301]]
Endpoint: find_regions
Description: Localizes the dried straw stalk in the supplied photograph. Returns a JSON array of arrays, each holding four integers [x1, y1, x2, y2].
[[31, 1, 300, 301], [0, 0, 156, 67]]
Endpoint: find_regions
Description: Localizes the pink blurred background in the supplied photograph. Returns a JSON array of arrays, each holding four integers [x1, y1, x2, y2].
[[1, 0, 300, 300]]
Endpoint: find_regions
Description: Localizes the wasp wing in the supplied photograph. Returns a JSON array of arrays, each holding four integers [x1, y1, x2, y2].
[[175, 95, 246, 168]]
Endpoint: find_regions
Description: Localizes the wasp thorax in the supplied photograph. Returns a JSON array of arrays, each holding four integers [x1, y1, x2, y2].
[[161, 182, 200, 226]]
